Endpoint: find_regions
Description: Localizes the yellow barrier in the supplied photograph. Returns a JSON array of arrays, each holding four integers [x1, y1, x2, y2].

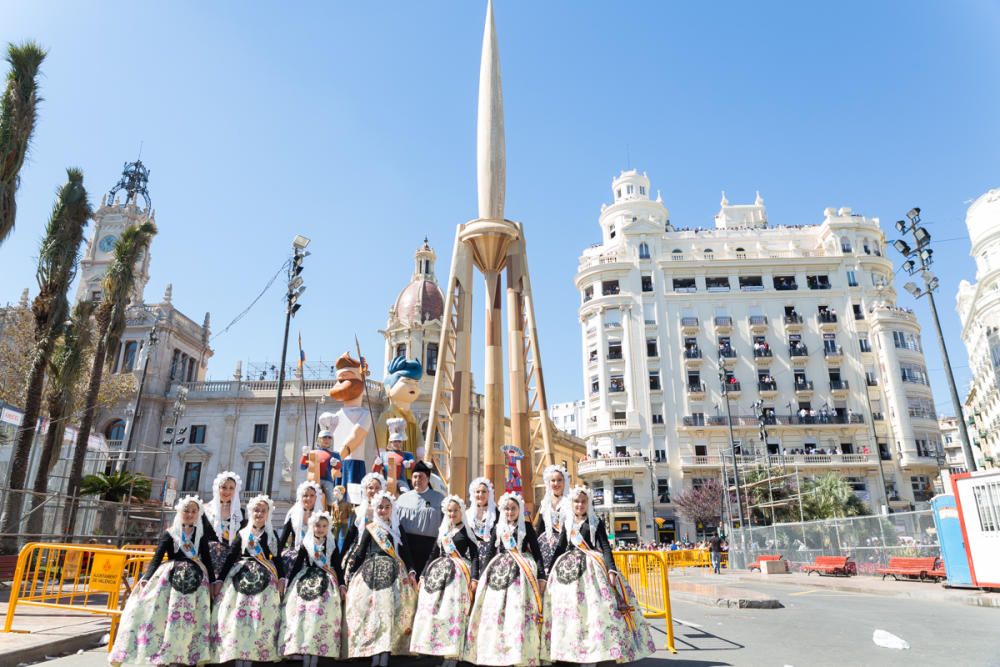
[[612, 550, 677, 654], [3, 543, 154, 650], [626, 548, 728, 569]]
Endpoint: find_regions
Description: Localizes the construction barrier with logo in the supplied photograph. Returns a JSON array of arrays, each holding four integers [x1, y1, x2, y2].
[[2, 543, 153, 649], [612, 550, 677, 653], [618, 548, 728, 570]]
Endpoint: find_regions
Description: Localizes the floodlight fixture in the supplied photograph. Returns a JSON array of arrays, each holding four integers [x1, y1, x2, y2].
[[893, 239, 912, 256]]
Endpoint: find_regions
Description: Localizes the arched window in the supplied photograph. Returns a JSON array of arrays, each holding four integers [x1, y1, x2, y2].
[[639, 242, 650, 259], [609, 224, 616, 239], [703, 248, 714, 260], [105, 419, 126, 444]]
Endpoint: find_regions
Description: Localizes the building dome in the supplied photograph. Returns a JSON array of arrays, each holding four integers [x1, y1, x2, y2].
[[393, 279, 444, 325], [966, 187, 1000, 250]]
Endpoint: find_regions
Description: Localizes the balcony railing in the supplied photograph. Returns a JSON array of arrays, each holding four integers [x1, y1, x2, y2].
[[722, 381, 742, 393], [784, 314, 804, 325], [794, 380, 814, 391], [789, 345, 808, 357], [719, 347, 736, 358], [774, 281, 798, 291], [829, 379, 849, 391], [680, 317, 699, 328], [714, 316, 733, 327], [758, 381, 778, 392], [748, 315, 768, 327], [687, 382, 706, 394], [577, 455, 649, 475], [680, 453, 878, 468], [817, 312, 839, 324], [684, 348, 702, 359], [681, 413, 865, 427], [607, 351, 623, 360], [753, 347, 773, 358], [824, 346, 844, 358]]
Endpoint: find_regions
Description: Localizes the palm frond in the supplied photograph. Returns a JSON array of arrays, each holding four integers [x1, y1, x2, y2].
[[0, 41, 47, 245]]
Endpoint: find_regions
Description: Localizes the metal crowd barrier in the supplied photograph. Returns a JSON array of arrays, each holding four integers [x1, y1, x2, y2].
[[2, 542, 154, 650], [612, 550, 677, 653]]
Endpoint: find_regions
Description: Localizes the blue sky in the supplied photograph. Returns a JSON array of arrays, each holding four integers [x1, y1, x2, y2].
[[1, 1, 998, 414]]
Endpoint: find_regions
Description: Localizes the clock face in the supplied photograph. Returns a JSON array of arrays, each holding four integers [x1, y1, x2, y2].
[[98, 235, 118, 253]]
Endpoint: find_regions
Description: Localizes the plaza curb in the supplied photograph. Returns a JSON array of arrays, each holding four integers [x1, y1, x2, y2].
[[671, 580, 784, 609], [1, 627, 107, 666]]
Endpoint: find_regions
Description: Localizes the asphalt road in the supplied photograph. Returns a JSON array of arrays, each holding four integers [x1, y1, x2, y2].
[[31, 580, 1000, 667]]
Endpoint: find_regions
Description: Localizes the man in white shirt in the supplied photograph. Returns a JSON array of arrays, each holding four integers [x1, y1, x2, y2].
[[329, 352, 373, 487]]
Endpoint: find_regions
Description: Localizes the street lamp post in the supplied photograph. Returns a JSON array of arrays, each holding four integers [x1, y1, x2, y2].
[[266, 235, 310, 497], [156, 386, 187, 533], [892, 208, 978, 472], [718, 358, 746, 535], [121, 323, 159, 472]]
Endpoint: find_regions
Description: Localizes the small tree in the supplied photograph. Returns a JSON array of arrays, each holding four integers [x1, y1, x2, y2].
[[673, 480, 724, 537], [80, 471, 150, 537], [802, 473, 869, 520]]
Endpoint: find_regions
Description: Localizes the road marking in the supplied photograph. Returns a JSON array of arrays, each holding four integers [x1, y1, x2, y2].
[[789, 589, 819, 596], [672, 618, 703, 628]]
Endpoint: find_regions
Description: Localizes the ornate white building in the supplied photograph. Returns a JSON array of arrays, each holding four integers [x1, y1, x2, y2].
[[575, 170, 945, 542], [549, 400, 586, 437], [957, 186, 1000, 469]]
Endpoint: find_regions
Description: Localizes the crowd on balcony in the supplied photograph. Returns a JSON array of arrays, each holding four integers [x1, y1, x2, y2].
[[579, 449, 646, 463], [795, 406, 856, 424]]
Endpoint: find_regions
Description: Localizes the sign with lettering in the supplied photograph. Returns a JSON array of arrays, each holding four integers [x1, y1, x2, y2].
[[89, 552, 126, 592]]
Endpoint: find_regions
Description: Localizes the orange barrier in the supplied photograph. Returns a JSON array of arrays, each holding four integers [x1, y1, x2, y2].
[[3, 543, 154, 649], [612, 550, 677, 653]]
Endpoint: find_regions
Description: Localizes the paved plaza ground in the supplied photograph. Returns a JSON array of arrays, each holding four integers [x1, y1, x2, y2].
[[17, 574, 1000, 667]]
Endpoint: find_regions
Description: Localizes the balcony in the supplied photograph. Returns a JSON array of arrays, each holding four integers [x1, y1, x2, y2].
[[714, 316, 733, 333], [794, 380, 814, 395], [687, 382, 707, 397], [789, 344, 809, 364], [758, 381, 778, 396], [774, 279, 798, 291], [681, 413, 865, 428], [900, 455, 942, 470], [684, 347, 703, 365], [829, 379, 850, 396], [753, 347, 773, 365], [807, 277, 832, 290], [680, 317, 699, 334], [784, 314, 804, 331], [721, 380, 742, 396], [817, 312, 838, 331], [748, 315, 769, 332], [824, 345, 844, 362], [577, 454, 649, 476], [681, 453, 879, 470], [718, 346, 736, 359]]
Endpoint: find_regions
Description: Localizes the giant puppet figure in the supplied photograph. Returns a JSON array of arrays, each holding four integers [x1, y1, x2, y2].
[[329, 352, 373, 488], [374, 355, 423, 458]]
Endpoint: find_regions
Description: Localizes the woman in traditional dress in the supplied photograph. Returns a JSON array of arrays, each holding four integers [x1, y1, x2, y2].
[[463, 492, 547, 667], [280, 510, 347, 666], [202, 471, 246, 577], [533, 464, 570, 574], [277, 480, 323, 572], [410, 495, 479, 665], [465, 476, 497, 576], [542, 485, 656, 665], [212, 494, 286, 666], [109, 496, 214, 667], [340, 471, 386, 570], [344, 491, 418, 667]]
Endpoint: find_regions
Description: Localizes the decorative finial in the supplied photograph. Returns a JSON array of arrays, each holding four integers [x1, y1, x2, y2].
[[477, 0, 506, 221], [656, 189, 662, 203], [234, 360, 243, 381], [163, 283, 173, 304], [755, 190, 764, 206], [108, 159, 151, 210], [18, 288, 29, 308], [720, 190, 729, 206]]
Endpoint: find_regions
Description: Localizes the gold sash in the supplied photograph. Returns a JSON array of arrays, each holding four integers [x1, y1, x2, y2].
[[245, 533, 279, 580], [570, 527, 636, 631], [366, 523, 408, 573], [442, 534, 472, 585], [501, 531, 543, 625]]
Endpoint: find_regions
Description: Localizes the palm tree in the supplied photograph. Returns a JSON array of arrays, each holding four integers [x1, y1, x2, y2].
[[64, 221, 156, 536], [24, 300, 94, 538], [803, 473, 868, 520], [0, 169, 91, 553], [0, 42, 47, 245], [80, 470, 151, 536]]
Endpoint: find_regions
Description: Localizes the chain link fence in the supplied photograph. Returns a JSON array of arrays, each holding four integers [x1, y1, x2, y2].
[[727, 510, 939, 576]]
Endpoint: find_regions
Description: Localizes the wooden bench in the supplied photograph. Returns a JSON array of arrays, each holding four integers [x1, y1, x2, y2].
[[927, 559, 947, 580], [748, 554, 782, 572], [802, 555, 853, 576], [0, 554, 20, 588], [877, 556, 941, 581]]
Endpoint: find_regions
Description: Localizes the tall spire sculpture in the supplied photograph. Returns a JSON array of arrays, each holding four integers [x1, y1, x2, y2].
[[424, 0, 555, 507]]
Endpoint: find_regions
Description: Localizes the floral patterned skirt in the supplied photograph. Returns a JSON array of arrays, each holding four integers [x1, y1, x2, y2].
[[409, 555, 472, 657], [541, 550, 656, 663], [108, 560, 211, 666], [280, 565, 344, 658], [211, 559, 282, 663], [536, 529, 559, 574], [462, 552, 542, 667], [344, 554, 417, 657]]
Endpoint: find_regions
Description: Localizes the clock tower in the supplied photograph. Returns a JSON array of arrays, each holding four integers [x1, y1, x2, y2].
[[75, 160, 154, 305]]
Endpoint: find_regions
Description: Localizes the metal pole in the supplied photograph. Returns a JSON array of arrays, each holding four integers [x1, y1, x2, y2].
[[720, 369, 746, 533], [924, 288, 977, 472], [266, 296, 293, 497], [861, 358, 891, 514]]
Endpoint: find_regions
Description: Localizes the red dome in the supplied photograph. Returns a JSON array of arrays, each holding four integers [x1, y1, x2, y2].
[[393, 279, 444, 325]]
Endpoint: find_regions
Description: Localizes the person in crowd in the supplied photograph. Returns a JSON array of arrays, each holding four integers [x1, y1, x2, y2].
[[533, 464, 570, 574], [410, 495, 480, 665], [329, 484, 353, 550], [465, 476, 498, 575], [463, 492, 547, 667], [212, 494, 286, 666], [709, 531, 726, 574], [344, 491, 418, 666], [341, 472, 386, 571], [396, 460, 444, 576], [202, 471, 245, 576], [542, 485, 655, 665], [277, 480, 323, 572], [109, 496, 215, 667], [280, 510, 346, 665]]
